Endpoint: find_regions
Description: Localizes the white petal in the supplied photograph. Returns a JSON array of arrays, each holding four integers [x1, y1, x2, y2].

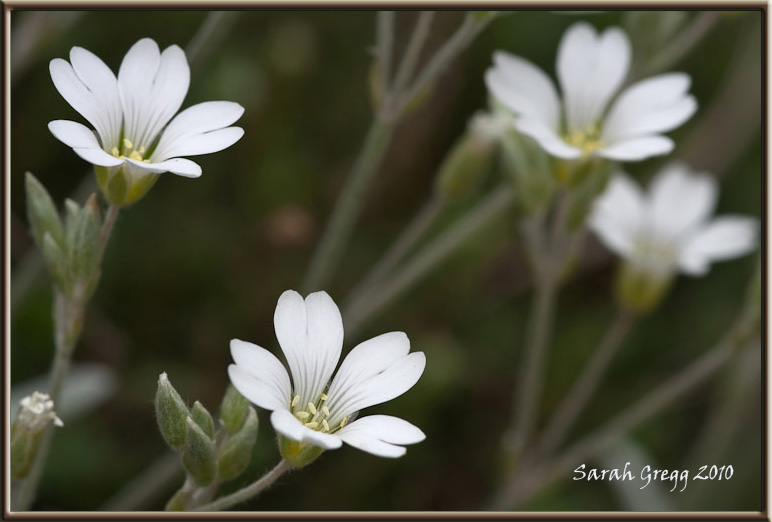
[[327, 351, 425, 426], [303, 291, 344, 408], [337, 427, 407, 458], [338, 415, 425, 445], [118, 38, 162, 148], [515, 118, 582, 159], [327, 332, 410, 414], [50, 58, 115, 147], [602, 73, 696, 142], [230, 339, 291, 409], [649, 163, 717, 240], [229, 364, 288, 412], [151, 101, 245, 160], [147, 158, 202, 178], [270, 409, 343, 450], [597, 135, 674, 161], [72, 146, 124, 167], [588, 172, 646, 258], [69, 47, 122, 149], [152, 127, 244, 161], [48, 120, 101, 149], [679, 216, 758, 275], [485, 51, 560, 129], [557, 23, 630, 132], [273, 290, 311, 403]]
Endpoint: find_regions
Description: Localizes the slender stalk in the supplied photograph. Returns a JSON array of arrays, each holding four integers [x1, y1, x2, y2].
[[376, 12, 395, 95], [302, 119, 396, 292], [392, 12, 435, 94], [490, 303, 759, 509], [194, 460, 291, 512], [345, 195, 444, 311], [100, 205, 120, 252], [640, 12, 721, 78], [536, 308, 637, 457], [343, 186, 513, 335]]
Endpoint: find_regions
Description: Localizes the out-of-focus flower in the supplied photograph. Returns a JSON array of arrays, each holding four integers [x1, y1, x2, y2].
[[590, 162, 758, 277], [485, 22, 696, 162], [229, 290, 425, 466], [48, 38, 244, 205], [12, 392, 64, 479]]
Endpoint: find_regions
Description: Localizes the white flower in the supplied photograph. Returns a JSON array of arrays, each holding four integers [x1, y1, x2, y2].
[[485, 22, 697, 162], [18, 391, 64, 430], [48, 38, 244, 180], [229, 290, 426, 459], [589, 162, 758, 276]]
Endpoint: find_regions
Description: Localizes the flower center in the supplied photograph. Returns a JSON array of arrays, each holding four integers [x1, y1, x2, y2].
[[564, 122, 604, 157], [632, 234, 678, 273], [291, 392, 348, 433], [111, 138, 151, 163]]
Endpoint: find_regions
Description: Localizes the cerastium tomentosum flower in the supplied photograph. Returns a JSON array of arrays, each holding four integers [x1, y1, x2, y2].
[[589, 162, 758, 311], [48, 38, 245, 206], [485, 22, 697, 163], [229, 290, 426, 467]]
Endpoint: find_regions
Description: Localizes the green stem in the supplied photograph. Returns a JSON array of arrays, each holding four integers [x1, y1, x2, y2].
[[490, 303, 759, 510], [345, 195, 444, 312], [392, 11, 435, 94], [343, 185, 513, 335], [302, 118, 396, 293], [376, 11, 395, 95], [639, 12, 721, 78], [194, 460, 291, 512], [536, 308, 637, 457], [100, 205, 120, 253]]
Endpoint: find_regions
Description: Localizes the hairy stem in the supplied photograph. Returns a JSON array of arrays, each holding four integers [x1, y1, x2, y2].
[[392, 12, 435, 94], [194, 460, 291, 512]]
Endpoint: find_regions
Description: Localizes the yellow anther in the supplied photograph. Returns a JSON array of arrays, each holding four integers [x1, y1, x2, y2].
[[295, 411, 310, 420], [340, 416, 349, 428], [291, 395, 300, 408], [139, 146, 146, 154], [307, 402, 317, 415], [111, 147, 120, 157], [322, 419, 330, 432], [305, 421, 318, 429], [322, 406, 330, 417], [129, 151, 143, 161], [320, 393, 328, 401], [123, 138, 134, 150]]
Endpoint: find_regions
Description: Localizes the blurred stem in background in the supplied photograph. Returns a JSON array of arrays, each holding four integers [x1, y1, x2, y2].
[[490, 273, 761, 509], [302, 11, 499, 293]]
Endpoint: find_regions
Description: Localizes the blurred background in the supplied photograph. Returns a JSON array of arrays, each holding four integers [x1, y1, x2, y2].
[[10, 9, 762, 511]]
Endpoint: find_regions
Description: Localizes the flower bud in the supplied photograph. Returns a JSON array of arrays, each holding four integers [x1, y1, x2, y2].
[[436, 112, 506, 201], [95, 164, 160, 207], [278, 434, 325, 469], [219, 385, 249, 435], [165, 487, 187, 512], [217, 406, 258, 481], [25, 172, 64, 252], [155, 372, 189, 450], [11, 392, 64, 480], [69, 194, 102, 299], [41, 233, 71, 295], [183, 417, 217, 487], [191, 401, 215, 440], [615, 261, 673, 315]]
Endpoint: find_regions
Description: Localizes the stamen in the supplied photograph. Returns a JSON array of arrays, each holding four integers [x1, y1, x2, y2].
[[322, 406, 330, 417], [129, 151, 143, 161], [340, 416, 349, 428], [138, 146, 146, 154], [295, 411, 310, 420], [123, 138, 134, 150], [291, 395, 300, 408], [111, 147, 120, 157], [320, 393, 328, 401], [307, 402, 317, 415], [322, 419, 330, 432], [306, 421, 318, 429]]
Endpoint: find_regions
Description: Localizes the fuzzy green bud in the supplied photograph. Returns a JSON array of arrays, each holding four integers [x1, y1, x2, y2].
[[217, 406, 258, 481], [219, 385, 250, 435], [41, 233, 71, 295], [155, 372, 190, 450], [69, 194, 102, 298], [164, 487, 187, 512], [191, 401, 215, 440], [278, 434, 325, 469], [436, 112, 505, 201], [95, 165, 160, 207], [615, 261, 673, 315], [25, 172, 65, 251], [183, 417, 217, 487]]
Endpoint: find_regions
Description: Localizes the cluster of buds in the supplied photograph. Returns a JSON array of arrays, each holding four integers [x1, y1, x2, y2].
[[12, 392, 64, 480], [155, 373, 258, 510]]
